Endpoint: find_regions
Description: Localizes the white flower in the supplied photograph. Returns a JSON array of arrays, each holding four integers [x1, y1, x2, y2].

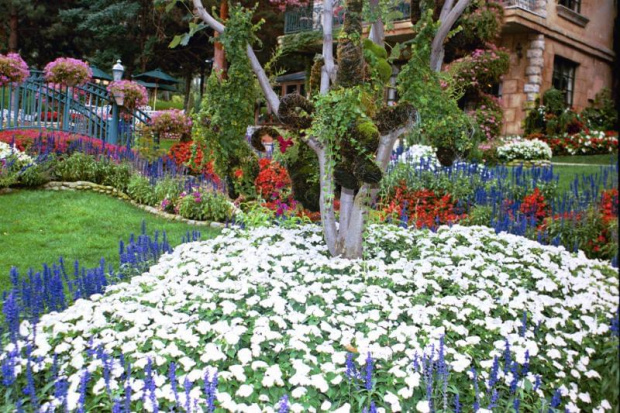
[[416, 400, 430, 413], [384, 391, 402, 412], [236, 384, 254, 398], [291, 387, 307, 398], [332, 404, 351, 413]]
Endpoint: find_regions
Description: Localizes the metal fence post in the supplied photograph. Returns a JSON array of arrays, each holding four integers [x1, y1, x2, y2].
[[109, 103, 119, 145]]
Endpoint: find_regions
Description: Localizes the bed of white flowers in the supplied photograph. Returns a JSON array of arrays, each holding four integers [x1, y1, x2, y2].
[[497, 139, 553, 162], [2, 224, 618, 412]]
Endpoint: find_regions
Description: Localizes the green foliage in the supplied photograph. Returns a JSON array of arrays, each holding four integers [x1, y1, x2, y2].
[[581, 88, 618, 131], [279, 31, 323, 56], [126, 174, 157, 206], [177, 190, 233, 222], [524, 88, 585, 137], [543, 207, 618, 261], [193, 4, 259, 199], [458, 0, 504, 44], [461, 205, 493, 226], [235, 201, 276, 228], [17, 164, 50, 187], [52, 152, 98, 182], [153, 176, 183, 205], [398, 11, 475, 162], [134, 132, 168, 162]]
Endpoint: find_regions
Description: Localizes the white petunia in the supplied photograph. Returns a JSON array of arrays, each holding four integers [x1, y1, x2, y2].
[[236, 384, 254, 398], [416, 400, 430, 413]]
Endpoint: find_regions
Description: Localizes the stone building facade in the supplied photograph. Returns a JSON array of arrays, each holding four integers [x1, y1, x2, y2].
[[499, 0, 616, 135]]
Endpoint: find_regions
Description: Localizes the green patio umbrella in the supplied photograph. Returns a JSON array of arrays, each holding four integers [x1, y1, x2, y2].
[[132, 69, 181, 109], [90, 65, 113, 81]]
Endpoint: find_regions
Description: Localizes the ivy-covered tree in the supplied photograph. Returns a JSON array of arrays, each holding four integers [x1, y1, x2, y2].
[[184, 0, 471, 258]]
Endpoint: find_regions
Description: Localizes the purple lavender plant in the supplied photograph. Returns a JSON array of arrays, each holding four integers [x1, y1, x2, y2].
[[278, 395, 289, 413]]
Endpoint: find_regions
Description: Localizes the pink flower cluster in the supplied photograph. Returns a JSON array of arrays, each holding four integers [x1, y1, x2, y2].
[[107, 80, 148, 110], [149, 109, 192, 140], [0, 53, 29, 87], [44, 57, 92, 86]]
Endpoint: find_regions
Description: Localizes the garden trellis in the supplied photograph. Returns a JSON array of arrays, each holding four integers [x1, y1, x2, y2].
[[0, 69, 150, 147]]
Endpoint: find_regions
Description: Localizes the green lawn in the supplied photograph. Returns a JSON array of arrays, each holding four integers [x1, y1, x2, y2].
[[549, 154, 618, 193], [552, 154, 618, 165], [552, 165, 614, 194], [0, 190, 220, 290]]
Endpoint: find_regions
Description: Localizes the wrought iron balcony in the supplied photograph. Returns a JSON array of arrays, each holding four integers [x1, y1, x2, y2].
[[284, 0, 411, 34]]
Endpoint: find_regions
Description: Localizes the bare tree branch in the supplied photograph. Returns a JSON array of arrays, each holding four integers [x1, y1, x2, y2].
[[192, 0, 280, 112], [438, 0, 455, 22], [322, 0, 337, 89], [430, 0, 471, 71]]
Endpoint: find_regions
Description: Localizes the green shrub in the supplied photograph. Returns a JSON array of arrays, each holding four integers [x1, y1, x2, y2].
[[153, 176, 183, 205], [235, 201, 275, 228], [126, 174, 156, 206], [53, 153, 98, 182], [93, 160, 132, 192], [581, 88, 618, 131], [18, 163, 50, 187], [177, 190, 233, 222], [461, 205, 493, 226]]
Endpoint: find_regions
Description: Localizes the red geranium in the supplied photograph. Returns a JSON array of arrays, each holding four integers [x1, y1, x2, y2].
[[255, 158, 291, 201], [519, 188, 549, 222], [167, 141, 219, 184], [382, 183, 466, 229]]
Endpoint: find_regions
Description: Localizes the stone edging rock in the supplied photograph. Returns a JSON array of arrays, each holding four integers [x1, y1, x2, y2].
[[506, 159, 551, 167], [42, 181, 225, 228]]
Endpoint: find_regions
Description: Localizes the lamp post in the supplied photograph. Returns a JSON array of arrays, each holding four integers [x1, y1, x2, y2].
[[112, 59, 124, 81], [109, 59, 124, 145]]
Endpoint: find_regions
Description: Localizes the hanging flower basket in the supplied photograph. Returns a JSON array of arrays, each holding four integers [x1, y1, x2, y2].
[[148, 109, 193, 141], [44, 57, 92, 87], [107, 80, 148, 111], [0, 53, 29, 87]]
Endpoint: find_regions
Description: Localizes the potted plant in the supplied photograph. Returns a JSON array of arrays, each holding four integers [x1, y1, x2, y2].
[[44, 57, 92, 87], [106, 80, 148, 112], [0, 53, 29, 87]]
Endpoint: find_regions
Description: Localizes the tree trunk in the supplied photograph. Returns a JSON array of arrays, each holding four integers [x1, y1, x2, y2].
[[429, 0, 471, 71], [213, 0, 229, 79], [183, 74, 192, 112], [8, 8, 18, 52], [199, 63, 206, 100]]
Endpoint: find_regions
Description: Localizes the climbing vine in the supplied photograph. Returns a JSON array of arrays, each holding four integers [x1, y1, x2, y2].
[[193, 4, 260, 199]]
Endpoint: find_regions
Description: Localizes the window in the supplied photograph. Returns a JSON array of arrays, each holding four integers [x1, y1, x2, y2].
[[558, 0, 581, 13], [552, 56, 578, 106]]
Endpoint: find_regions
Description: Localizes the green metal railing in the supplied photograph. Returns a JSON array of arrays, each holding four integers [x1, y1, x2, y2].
[[0, 70, 150, 146], [284, 0, 411, 34]]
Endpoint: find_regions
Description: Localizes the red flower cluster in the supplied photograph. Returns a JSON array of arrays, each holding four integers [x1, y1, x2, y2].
[[167, 141, 219, 183], [519, 188, 549, 222], [600, 188, 619, 224], [382, 184, 466, 229], [255, 158, 291, 201]]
